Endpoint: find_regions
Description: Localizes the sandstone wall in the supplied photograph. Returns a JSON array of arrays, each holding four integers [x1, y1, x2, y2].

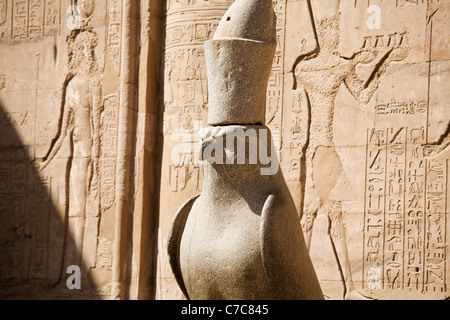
[[0, 0, 164, 299], [0, 0, 449, 300]]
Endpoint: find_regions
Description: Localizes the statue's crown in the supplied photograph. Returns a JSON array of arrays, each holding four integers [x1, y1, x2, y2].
[[214, 0, 276, 43], [205, 0, 276, 125]]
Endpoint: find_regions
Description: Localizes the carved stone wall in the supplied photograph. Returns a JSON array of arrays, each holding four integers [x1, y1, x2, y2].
[[0, 0, 112, 298], [296, 0, 450, 300], [0, 0, 162, 299], [156, 0, 450, 300], [0, 0, 449, 300]]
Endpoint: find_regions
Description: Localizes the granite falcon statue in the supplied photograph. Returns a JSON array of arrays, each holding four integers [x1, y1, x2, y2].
[[167, 0, 324, 300]]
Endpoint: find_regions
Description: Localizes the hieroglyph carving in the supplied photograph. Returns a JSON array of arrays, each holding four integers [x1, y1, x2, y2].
[[293, 7, 409, 299], [168, 0, 323, 299], [266, 0, 285, 130], [0, 147, 52, 283], [285, 0, 450, 300], [157, 0, 234, 300], [0, 0, 6, 40], [0, 0, 6, 26], [0, 75, 6, 91], [38, 27, 103, 268], [107, 0, 122, 74], [368, 121, 448, 296], [364, 126, 448, 294], [0, 0, 62, 41]]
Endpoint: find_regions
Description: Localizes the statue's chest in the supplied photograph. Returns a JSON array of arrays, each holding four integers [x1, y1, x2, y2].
[[179, 200, 269, 299]]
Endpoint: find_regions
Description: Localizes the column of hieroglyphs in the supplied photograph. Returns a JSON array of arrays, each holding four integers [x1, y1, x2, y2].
[[354, 0, 450, 300], [0, 0, 449, 300], [287, 0, 450, 300], [129, 0, 166, 300]]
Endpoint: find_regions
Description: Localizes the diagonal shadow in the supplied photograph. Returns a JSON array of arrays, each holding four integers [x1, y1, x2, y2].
[[0, 100, 96, 299]]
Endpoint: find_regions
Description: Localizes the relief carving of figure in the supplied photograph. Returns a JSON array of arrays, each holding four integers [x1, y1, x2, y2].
[[292, 2, 409, 300], [37, 28, 102, 267]]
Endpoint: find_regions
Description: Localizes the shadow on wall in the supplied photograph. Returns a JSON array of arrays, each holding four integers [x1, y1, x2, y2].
[[0, 100, 96, 299]]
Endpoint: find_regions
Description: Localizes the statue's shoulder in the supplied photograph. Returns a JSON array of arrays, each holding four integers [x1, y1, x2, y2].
[[167, 194, 201, 300]]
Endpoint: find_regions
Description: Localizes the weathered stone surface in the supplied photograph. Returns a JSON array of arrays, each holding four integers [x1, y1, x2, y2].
[[205, 0, 277, 125], [156, 0, 235, 300], [0, 0, 448, 300]]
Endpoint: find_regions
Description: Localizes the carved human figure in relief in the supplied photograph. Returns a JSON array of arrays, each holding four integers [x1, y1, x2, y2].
[[38, 29, 102, 266], [292, 14, 409, 299]]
